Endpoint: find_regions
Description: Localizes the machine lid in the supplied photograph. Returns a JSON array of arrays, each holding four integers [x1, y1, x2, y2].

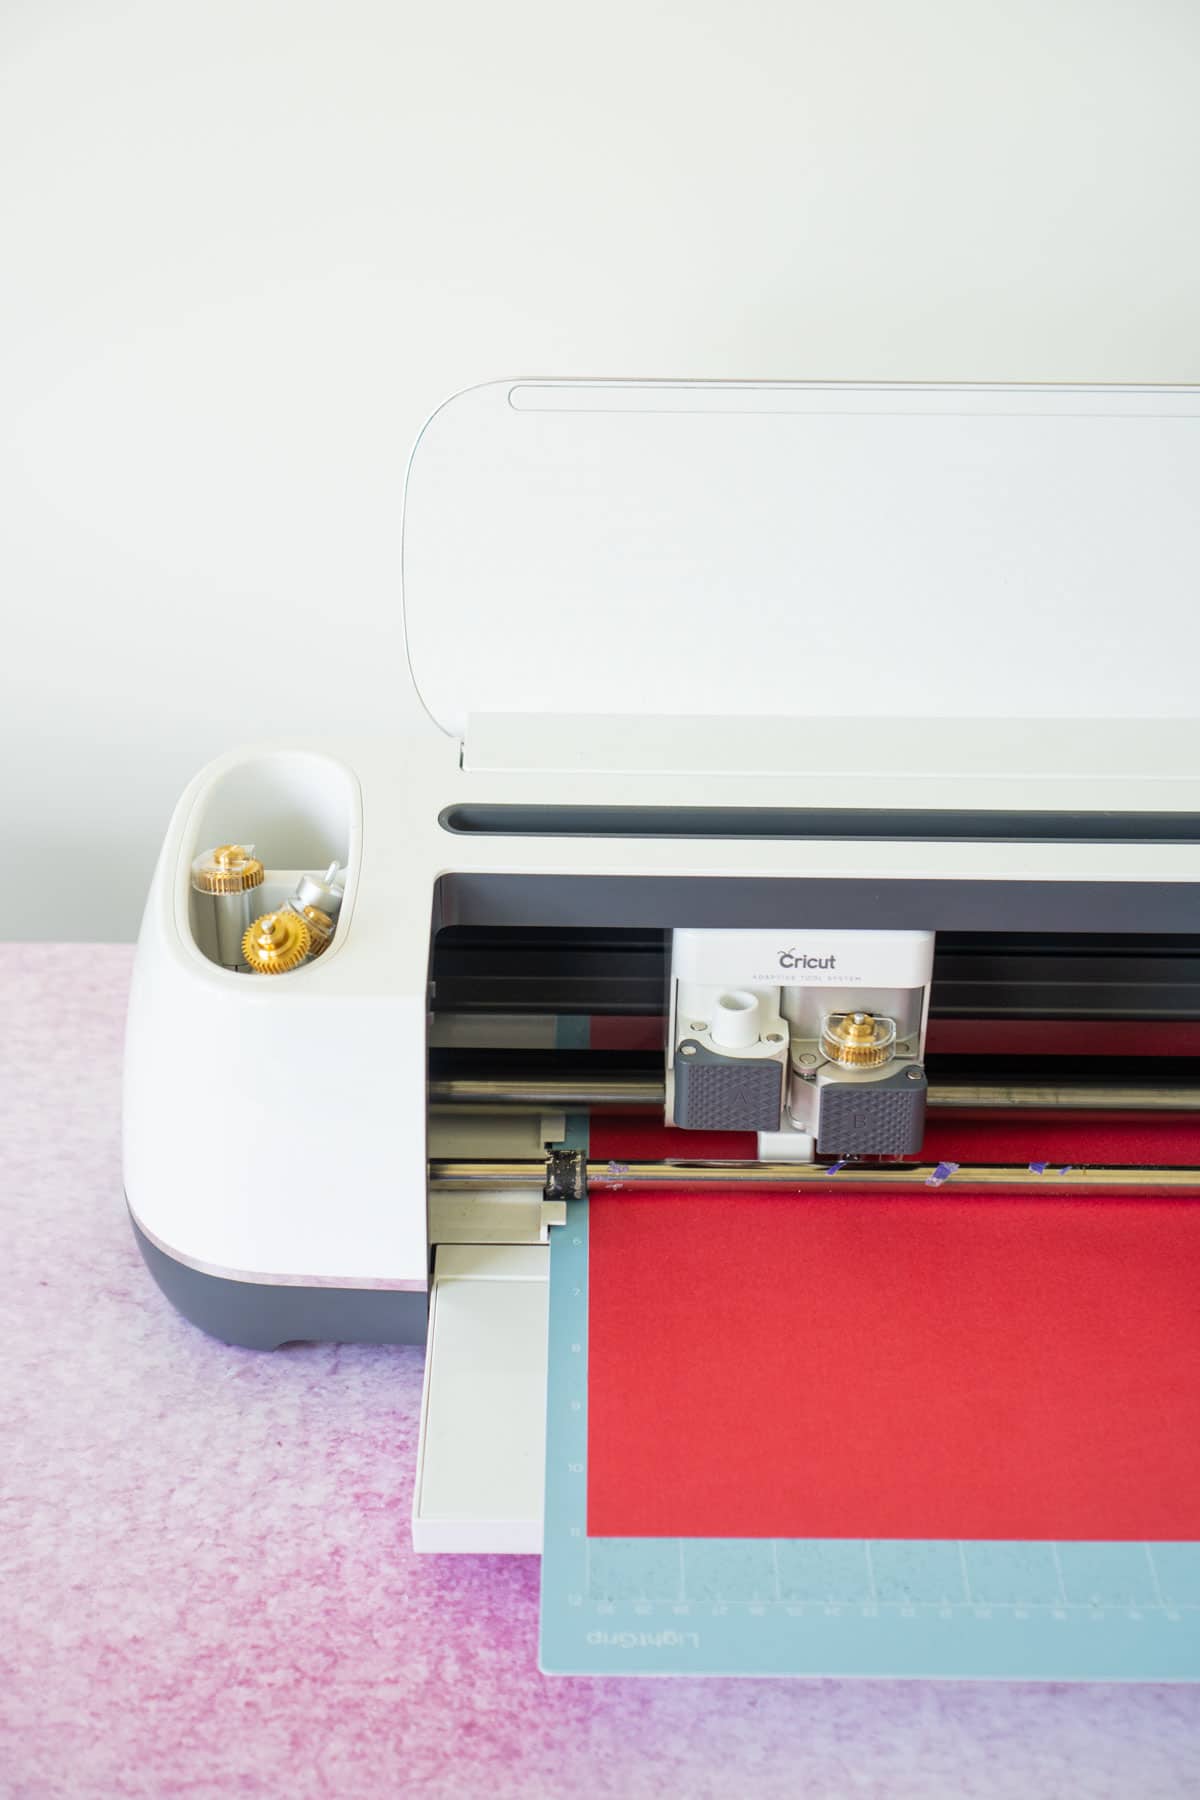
[[400, 380, 1200, 740]]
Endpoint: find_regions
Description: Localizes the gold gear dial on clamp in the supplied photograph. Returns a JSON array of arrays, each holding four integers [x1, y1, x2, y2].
[[820, 1010, 897, 1069], [242, 910, 312, 974]]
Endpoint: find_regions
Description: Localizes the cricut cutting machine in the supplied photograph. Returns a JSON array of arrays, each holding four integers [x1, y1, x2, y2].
[[123, 379, 1200, 1555]]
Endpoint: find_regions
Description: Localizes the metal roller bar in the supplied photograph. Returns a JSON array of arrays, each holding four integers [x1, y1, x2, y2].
[[428, 1157, 1200, 1195], [429, 1075, 664, 1108], [931, 1079, 1200, 1111], [427, 1073, 1200, 1113]]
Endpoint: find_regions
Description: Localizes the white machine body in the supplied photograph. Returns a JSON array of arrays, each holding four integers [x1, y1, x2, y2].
[[121, 379, 1200, 1555]]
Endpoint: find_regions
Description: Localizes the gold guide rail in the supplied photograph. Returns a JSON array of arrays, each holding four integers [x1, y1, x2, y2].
[[428, 1156, 1200, 1196]]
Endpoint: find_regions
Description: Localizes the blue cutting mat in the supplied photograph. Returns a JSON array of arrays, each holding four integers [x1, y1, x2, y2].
[[539, 1179, 1200, 1679]]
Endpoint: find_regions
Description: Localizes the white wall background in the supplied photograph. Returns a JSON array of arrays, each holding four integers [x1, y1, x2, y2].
[[3, 0, 1199, 939]]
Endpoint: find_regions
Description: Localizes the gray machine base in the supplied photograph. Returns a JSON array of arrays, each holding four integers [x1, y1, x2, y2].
[[129, 1207, 428, 1350]]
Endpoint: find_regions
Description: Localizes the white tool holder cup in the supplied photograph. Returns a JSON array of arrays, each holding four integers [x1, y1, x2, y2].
[[710, 989, 764, 1050]]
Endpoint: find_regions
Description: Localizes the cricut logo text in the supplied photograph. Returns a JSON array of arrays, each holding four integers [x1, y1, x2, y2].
[[777, 950, 837, 971]]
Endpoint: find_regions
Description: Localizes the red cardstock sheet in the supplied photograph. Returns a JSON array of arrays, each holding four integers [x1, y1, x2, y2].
[[586, 1119, 1200, 1542]]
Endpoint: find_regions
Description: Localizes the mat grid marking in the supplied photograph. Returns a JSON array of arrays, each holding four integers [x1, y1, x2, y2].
[[581, 1541, 1198, 1617]]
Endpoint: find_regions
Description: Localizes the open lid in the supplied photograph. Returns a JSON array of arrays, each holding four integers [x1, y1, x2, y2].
[[401, 380, 1200, 739]]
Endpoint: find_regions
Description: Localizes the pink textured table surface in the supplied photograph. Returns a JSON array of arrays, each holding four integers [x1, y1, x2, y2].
[[3, 944, 1200, 1800]]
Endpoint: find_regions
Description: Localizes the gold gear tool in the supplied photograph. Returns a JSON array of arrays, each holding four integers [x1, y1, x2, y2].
[[820, 1010, 896, 1069], [242, 910, 312, 974], [192, 844, 265, 895], [297, 904, 334, 957]]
